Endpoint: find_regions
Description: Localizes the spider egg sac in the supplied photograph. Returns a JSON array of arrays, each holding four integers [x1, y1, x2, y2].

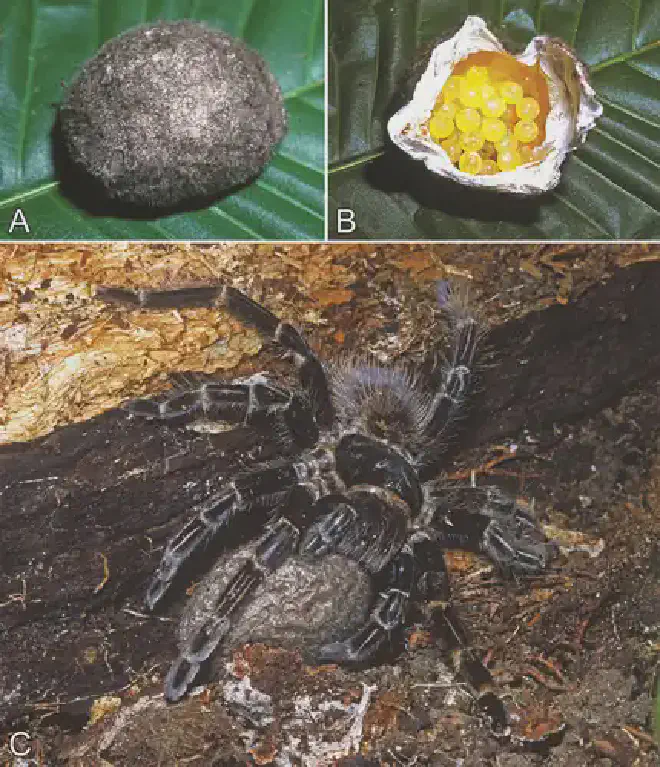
[[180, 546, 373, 668], [388, 15, 602, 195], [58, 20, 286, 210]]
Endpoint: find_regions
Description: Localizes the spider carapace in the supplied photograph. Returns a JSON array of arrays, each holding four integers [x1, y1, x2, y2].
[[99, 281, 555, 733]]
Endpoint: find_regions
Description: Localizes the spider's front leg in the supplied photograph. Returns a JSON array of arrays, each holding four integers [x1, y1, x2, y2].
[[125, 376, 318, 452], [98, 283, 333, 426], [164, 486, 317, 701]]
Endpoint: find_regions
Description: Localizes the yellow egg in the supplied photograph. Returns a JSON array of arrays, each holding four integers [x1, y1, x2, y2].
[[481, 118, 507, 143], [441, 136, 461, 164], [519, 145, 534, 163], [494, 134, 519, 153], [499, 80, 524, 105], [459, 78, 483, 108], [465, 65, 489, 86], [480, 83, 496, 102], [442, 76, 463, 103], [429, 113, 455, 141], [459, 151, 483, 174], [481, 94, 506, 118], [481, 159, 498, 175], [501, 104, 518, 125], [482, 141, 497, 159], [513, 119, 539, 143], [437, 102, 457, 119], [497, 149, 521, 172], [459, 132, 484, 152], [516, 97, 541, 121], [455, 107, 481, 134]]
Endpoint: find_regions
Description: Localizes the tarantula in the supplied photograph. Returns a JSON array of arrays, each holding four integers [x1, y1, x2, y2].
[[99, 281, 555, 731]]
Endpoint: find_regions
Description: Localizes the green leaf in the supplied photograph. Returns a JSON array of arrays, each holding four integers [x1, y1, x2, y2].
[[0, 0, 324, 240], [329, 0, 660, 239]]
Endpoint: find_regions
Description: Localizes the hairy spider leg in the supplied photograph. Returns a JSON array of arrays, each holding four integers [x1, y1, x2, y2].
[[426, 484, 555, 576], [296, 485, 410, 664], [164, 485, 317, 701], [126, 380, 318, 451], [98, 285, 333, 427], [145, 462, 301, 610], [417, 298, 481, 477], [430, 605, 510, 734]]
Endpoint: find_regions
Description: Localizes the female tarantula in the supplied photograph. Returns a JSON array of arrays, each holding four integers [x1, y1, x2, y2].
[[99, 281, 554, 730]]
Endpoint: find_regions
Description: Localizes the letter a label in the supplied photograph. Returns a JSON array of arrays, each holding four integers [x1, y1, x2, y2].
[[9, 208, 30, 234]]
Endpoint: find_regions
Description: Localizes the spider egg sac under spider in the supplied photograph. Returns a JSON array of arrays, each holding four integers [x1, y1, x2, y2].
[[179, 546, 373, 667], [58, 20, 286, 210]]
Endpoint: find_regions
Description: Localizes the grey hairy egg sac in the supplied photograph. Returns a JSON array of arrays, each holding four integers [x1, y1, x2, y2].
[[57, 20, 287, 211], [181, 546, 374, 676]]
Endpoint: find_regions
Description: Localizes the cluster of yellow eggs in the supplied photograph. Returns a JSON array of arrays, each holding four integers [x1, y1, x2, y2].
[[427, 64, 546, 175]]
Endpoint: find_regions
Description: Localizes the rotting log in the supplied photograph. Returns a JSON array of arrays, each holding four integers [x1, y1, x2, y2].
[[1, 262, 659, 732]]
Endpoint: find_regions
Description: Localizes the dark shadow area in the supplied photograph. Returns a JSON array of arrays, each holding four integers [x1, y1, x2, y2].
[[51, 115, 255, 221], [373, 144, 544, 219]]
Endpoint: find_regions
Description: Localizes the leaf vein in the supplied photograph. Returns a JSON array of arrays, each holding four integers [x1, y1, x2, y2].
[[284, 80, 324, 102], [0, 181, 58, 211], [598, 94, 660, 130], [329, 150, 385, 174], [572, 0, 586, 47], [206, 205, 263, 238], [276, 151, 324, 175], [16, 0, 38, 176], [591, 39, 660, 73], [593, 126, 660, 171], [632, 0, 641, 46], [572, 154, 659, 211], [549, 189, 611, 236], [256, 179, 323, 219]]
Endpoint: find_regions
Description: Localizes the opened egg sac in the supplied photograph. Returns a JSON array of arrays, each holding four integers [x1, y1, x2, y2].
[[388, 16, 602, 195]]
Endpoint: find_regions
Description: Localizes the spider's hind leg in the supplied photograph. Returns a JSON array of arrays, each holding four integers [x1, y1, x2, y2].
[[299, 486, 411, 665], [145, 461, 302, 611], [411, 533, 510, 734], [164, 485, 316, 702], [317, 542, 415, 664]]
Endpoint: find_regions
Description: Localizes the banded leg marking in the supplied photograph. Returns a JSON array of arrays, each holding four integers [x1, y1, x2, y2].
[[146, 462, 300, 610], [164, 486, 316, 702], [413, 535, 509, 734], [98, 284, 333, 427], [427, 485, 555, 576], [318, 544, 416, 664]]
